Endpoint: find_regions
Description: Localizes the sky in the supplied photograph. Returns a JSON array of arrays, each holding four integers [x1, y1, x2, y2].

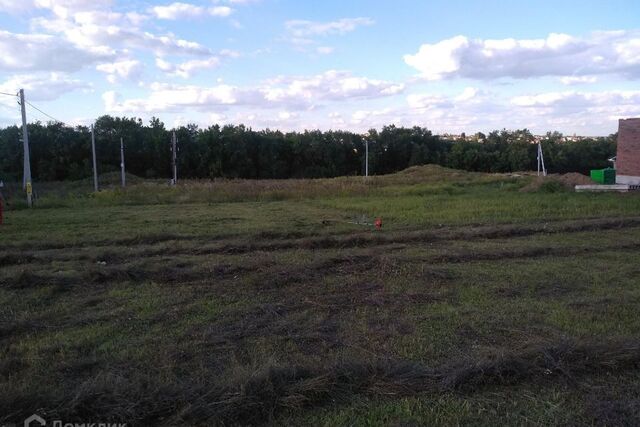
[[0, 0, 639, 135]]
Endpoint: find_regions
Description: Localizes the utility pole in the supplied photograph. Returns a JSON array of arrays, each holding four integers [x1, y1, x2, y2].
[[171, 131, 177, 185], [120, 137, 126, 187], [537, 142, 547, 177], [19, 89, 32, 207], [365, 138, 369, 177], [91, 125, 98, 192]]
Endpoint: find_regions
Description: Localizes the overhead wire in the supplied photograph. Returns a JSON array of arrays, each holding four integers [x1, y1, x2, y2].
[[27, 107, 58, 125], [0, 88, 75, 130], [25, 100, 65, 125], [0, 90, 71, 128]]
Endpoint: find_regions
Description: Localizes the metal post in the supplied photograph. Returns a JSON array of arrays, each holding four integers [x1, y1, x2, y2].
[[91, 125, 98, 192], [171, 131, 177, 185], [19, 89, 32, 207], [537, 143, 541, 177], [120, 137, 126, 187], [365, 139, 369, 177]]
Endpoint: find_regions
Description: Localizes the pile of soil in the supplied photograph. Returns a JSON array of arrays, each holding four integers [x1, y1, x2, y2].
[[520, 172, 592, 192], [557, 172, 593, 187]]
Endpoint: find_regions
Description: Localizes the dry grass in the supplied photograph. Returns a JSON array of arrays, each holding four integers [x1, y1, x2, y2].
[[4, 339, 639, 425]]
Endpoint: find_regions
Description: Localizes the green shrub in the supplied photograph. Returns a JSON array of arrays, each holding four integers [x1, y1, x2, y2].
[[538, 180, 566, 193]]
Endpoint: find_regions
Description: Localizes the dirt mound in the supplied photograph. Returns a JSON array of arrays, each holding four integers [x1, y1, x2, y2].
[[557, 172, 593, 187], [520, 173, 592, 192]]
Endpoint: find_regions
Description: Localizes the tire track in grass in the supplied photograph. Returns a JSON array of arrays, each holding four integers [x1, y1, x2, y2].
[[3, 217, 640, 266]]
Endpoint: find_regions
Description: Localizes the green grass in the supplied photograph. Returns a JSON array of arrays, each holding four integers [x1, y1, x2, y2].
[[1, 165, 640, 426]]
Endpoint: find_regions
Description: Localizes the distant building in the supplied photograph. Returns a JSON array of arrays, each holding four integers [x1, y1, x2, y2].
[[616, 118, 640, 185]]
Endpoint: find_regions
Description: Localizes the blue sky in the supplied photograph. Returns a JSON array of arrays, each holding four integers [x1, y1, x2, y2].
[[0, 0, 639, 135]]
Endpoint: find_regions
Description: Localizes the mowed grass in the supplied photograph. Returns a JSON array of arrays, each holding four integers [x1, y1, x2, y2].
[[2, 165, 640, 426]]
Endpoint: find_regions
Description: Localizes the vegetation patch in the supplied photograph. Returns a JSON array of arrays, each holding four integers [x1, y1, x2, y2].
[[1, 165, 639, 425]]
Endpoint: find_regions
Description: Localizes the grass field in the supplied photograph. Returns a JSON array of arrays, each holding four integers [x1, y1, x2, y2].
[[2, 165, 640, 426]]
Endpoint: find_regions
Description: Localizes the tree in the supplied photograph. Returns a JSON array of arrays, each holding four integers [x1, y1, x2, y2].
[[0, 117, 618, 182]]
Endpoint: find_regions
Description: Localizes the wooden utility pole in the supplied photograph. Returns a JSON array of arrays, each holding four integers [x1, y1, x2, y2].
[[91, 125, 99, 191], [120, 137, 126, 187], [19, 89, 32, 207]]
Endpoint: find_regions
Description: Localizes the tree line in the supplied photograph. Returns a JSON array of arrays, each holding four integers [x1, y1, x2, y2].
[[0, 115, 617, 182]]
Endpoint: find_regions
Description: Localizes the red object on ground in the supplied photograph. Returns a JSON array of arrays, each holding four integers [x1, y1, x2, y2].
[[374, 217, 382, 229]]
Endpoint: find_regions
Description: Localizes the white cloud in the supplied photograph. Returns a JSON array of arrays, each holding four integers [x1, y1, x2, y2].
[[0, 72, 90, 102], [406, 93, 452, 110], [455, 87, 479, 102], [285, 17, 374, 38], [1, 0, 112, 15], [33, 9, 214, 57], [559, 76, 598, 85], [103, 70, 405, 113], [0, 30, 114, 72], [103, 83, 247, 113], [103, 86, 640, 135], [96, 59, 143, 83], [152, 2, 202, 20], [0, 0, 36, 13], [508, 90, 640, 131], [316, 46, 334, 55], [209, 6, 233, 17], [405, 35, 468, 80], [511, 90, 640, 109], [125, 12, 149, 26], [261, 70, 404, 103], [219, 49, 241, 58], [208, 112, 228, 123], [399, 88, 640, 135], [404, 30, 640, 80], [284, 17, 374, 49], [278, 111, 297, 120], [155, 57, 221, 78], [34, 0, 112, 9], [302, 86, 622, 134], [351, 108, 393, 125], [151, 2, 233, 20], [215, 0, 259, 4], [406, 88, 484, 111]]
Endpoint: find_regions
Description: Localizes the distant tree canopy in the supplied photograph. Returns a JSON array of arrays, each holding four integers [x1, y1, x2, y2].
[[0, 116, 617, 182]]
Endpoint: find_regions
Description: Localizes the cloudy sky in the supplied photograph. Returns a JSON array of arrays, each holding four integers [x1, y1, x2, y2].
[[0, 0, 639, 135]]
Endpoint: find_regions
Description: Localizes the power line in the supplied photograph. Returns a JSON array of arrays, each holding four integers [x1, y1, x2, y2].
[[0, 89, 64, 124], [25, 100, 64, 125], [3, 90, 68, 126], [27, 107, 59, 125]]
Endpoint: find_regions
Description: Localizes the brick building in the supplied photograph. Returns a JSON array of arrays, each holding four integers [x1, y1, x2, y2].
[[616, 118, 640, 185]]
